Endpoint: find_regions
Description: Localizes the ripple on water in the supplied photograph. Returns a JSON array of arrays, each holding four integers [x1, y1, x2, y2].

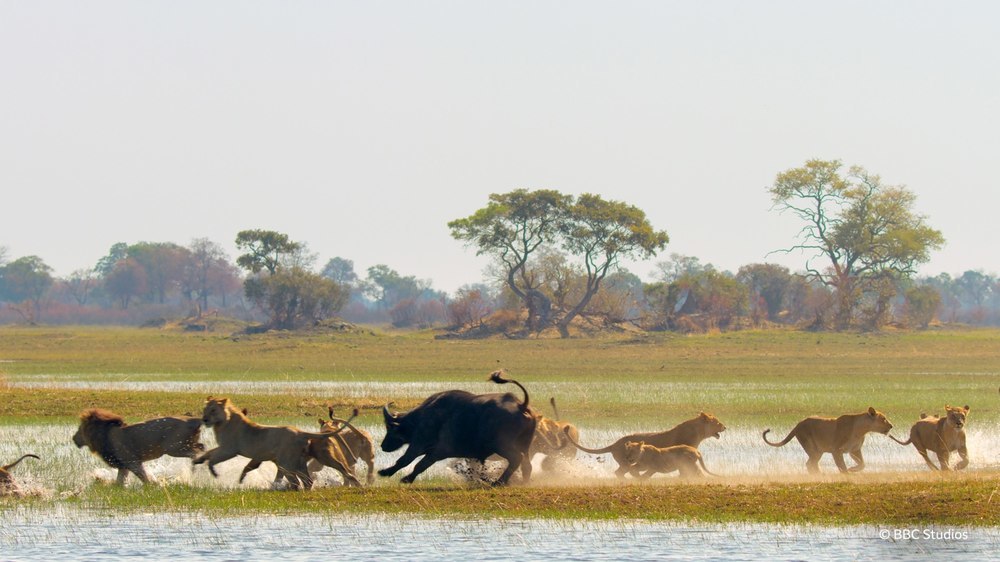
[[0, 508, 997, 562]]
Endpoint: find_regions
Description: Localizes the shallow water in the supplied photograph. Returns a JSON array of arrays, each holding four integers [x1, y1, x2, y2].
[[4, 419, 1000, 493], [1, 507, 996, 562]]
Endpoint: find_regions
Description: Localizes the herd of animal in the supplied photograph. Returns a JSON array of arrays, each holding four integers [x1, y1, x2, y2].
[[0, 371, 975, 494]]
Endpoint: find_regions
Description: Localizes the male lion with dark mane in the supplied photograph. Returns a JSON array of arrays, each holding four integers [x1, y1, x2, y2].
[[762, 407, 893, 473], [562, 412, 726, 479], [889, 405, 970, 471], [623, 442, 717, 479], [72, 408, 205, 484]]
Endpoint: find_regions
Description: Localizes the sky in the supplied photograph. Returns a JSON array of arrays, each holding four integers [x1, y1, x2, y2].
[[2, 1, 998, 293]]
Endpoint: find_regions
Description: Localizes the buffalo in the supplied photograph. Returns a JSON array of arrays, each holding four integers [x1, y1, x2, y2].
[[378, 370, 537, 485]]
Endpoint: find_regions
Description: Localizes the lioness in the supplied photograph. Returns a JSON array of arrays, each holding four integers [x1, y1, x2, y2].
[[315, 407, 375, 485], [623, 442, 717, 479], [531, 398, 580, 472], [0, 454, 40, 495], [889, 405, 970, 471], [194, 397, 360, 490], [562, 412, 726, 478], [72, 408, 205, 484], [762, 407, 893, 473], [249, 407, 372, 487]]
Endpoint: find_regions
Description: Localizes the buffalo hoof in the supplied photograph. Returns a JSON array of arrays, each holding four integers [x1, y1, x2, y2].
[[377, 468, 394, 477]]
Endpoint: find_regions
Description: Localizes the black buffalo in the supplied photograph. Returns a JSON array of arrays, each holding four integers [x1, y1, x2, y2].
[[378, 370, 537, 485]]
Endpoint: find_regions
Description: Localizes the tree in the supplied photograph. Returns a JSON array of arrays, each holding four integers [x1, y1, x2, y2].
[[768, 159, 944, 329], [555, 194, 668, 336], [905, 285, 941, 328], [183, 238, 240, 314], [94, 242, 130, 276], [362, 264, 425, 310], [737, 263, 796, 323], [451, 189, 667, 337], [321, 257, 359, 287], [0, 255, 53, 322], [103, 258, 147, 310], [234, 230, 346, 329], [449, 189, 571, 331], [128, 242, 189, 304], [251, 267, 349, 330], [235, 229, 303, 274], [66, 268, 97, 306]]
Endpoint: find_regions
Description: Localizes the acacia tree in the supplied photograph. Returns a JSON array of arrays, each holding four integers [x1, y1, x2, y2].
[[768, 160, 944, 329], [555, 194, 668, 337], [451, 189, 667, 337], [449, 189, 571, 331], [235, 229, 302, 274]]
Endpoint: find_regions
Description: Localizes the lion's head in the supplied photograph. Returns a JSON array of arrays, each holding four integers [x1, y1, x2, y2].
[[697, 412, 727, 440], [202, 397, 232, 427], [944, 405, 970, 429], [72, 408, 128, 468], [624, 441, 645, 465], [864, 406, 893, 434]]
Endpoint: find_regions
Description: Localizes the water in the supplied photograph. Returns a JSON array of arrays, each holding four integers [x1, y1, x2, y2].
[[1, 507, 995, 562]]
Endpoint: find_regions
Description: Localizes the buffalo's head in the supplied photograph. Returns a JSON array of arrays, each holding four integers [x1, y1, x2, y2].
[[381, 404, 407, 452]]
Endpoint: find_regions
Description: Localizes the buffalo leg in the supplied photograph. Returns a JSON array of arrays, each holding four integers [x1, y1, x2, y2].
[[400, 452, 446, 484], [378, 447, 422, 478], [494, 451, 524, 486]]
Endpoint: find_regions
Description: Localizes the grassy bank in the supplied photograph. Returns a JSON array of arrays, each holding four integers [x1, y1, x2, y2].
[[2, 325, 999, 525], [29, 473, 998, 526], [2, 325, 999, 428]]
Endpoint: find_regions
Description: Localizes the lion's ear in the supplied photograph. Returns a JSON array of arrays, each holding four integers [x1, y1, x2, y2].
[[867, 406, 876, 416], [964, 405, 970, 412]]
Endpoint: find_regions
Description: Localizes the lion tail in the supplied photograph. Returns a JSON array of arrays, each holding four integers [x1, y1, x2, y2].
[[560, 426, 615, 455], [887, 433, 912, 446], [2, 454, 40, 472], [762, 428, 796, 447]]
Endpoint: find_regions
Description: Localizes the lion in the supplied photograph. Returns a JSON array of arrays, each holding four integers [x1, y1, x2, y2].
[[888, 405, 970, 471], [0, 454, 40, 495], [530, 397, 580, 472], [469, 397, 581, 482], [193, 397, 360, 489], [314, 407, 375, 485], [562, 412, 726, 478], [244, 407, 372, 487], [762, 407, 893, 473], [623, 442, 717, 479], [72, 408, 205, 485]]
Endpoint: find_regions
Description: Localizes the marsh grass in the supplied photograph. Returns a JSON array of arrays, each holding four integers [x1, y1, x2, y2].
[[2, 325, 1000, 525], [21, 472, 994, 526]]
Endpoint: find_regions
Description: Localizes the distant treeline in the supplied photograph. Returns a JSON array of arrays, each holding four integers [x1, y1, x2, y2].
[[0, 240, 996, 332]]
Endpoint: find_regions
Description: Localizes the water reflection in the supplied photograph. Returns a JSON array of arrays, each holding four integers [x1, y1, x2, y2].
[[1, 508, 996, 562]]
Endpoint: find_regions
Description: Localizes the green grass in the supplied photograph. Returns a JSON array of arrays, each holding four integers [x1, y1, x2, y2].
[[2, 325, 1000, 523], [2, 325, 998, 427], [11, 473, 995, 526]]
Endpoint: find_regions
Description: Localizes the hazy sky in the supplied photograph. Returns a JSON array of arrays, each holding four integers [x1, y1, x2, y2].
[[2, 2, 998, 293]]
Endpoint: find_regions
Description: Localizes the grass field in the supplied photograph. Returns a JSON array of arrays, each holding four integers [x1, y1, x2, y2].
[[1, 324, 999, 524]]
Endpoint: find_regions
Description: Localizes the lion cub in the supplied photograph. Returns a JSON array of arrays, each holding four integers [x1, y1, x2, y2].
[[623, 442, 717, 479], [889, 405, 970, 471]]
